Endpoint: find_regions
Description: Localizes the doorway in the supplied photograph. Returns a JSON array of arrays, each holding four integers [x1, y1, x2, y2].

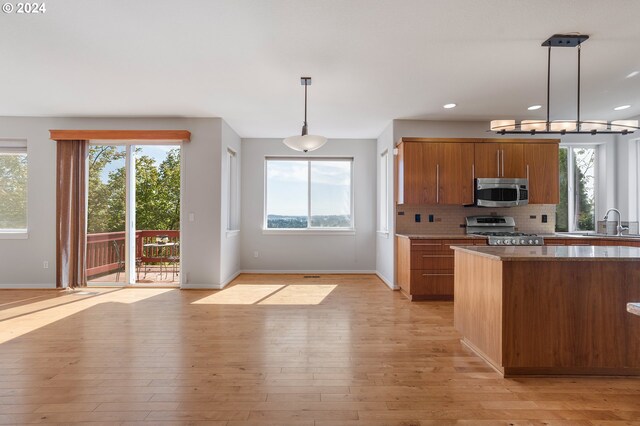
[[86, 143, 182, 286]]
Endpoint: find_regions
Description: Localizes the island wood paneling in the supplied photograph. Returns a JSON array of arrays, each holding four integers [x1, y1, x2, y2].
[[502, 260, 631, 373], [454, 250, 640, 377], [453, 250, 503, 373]]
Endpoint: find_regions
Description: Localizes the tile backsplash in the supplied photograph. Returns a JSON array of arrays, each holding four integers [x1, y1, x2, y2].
[[396, 204, 557, 235]]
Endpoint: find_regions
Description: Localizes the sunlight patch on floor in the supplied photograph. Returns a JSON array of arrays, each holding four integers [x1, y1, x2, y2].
[[192, 284, 337, 305], [258, 284, 337, 305], [192, 285, 284, 305], [0, 288, 175, 344]]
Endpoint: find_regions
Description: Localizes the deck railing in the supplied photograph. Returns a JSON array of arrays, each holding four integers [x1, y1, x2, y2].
[[86, 230, 179, 278]]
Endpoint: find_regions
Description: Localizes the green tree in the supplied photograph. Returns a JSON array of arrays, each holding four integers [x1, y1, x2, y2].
[[574, 148, 595, 231], [88, 146, 125, 233], [0, 153, 27, 229], [556, 148, 568, 232], [87, 147, 181, 233]]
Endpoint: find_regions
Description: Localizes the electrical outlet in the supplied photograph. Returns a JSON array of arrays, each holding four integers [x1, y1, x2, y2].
[[428, 214, 434, 223], [415, 214, 421, 223], [188, 212, 195, 222], [542, 214, 548, 223], [43, 261, 49, 269], [254, 251, 259, 258]]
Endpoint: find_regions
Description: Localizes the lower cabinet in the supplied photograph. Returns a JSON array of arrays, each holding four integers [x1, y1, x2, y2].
[[397, 237, 471, 301]]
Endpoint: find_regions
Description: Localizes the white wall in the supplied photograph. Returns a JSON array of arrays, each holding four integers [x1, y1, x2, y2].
[[0, 116, 239, 288], [219, 120, 242, 285], [240, 138, 376, 273], [614, 115, 640, 222], [375, 123, 395, 289]]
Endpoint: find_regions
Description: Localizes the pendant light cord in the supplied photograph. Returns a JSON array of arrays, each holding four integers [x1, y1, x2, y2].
[[577, 44, 581, 126]]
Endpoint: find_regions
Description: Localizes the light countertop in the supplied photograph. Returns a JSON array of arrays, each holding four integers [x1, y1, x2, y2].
[[452, 245, 640, 261], [628, 303, 640, 317]]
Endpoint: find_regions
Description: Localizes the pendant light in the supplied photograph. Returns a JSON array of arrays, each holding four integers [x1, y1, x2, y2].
[[490, 34, 639, 135], [283, 77, 327, 152]]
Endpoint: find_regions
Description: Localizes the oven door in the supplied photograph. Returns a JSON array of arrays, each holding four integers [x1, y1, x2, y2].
[[476, 180, 528, 207]]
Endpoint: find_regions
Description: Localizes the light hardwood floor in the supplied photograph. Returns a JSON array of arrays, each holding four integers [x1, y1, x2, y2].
[[0, 274, 639, 425]]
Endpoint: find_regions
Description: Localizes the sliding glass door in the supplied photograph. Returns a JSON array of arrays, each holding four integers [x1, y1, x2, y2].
[[87, 143, 181, 285]]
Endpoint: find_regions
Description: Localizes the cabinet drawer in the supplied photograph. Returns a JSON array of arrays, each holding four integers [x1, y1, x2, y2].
[[409, 270, 454, 297], [411, 252, 454, 270], [410, 239, 470, 252]]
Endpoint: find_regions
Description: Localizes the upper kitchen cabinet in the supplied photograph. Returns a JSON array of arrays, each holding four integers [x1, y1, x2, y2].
[[523, 142, 560, 204], [396, 141, 439, 205], [474, 142, 525, 179], [396, 140, 474, 205]]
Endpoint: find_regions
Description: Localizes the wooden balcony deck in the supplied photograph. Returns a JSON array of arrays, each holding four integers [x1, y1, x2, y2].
[[87, 230, 179, 285]]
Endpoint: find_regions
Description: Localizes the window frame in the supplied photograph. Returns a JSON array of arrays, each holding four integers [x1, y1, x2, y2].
[[0, 139, 28, 238], [226, 147, 240, 234], [558, 144, 599, 233], [263, 156, 355, 234], [378, 149, 389, 235]]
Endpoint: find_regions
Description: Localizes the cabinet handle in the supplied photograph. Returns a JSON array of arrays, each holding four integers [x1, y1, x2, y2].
[[436, 164, 440, 203], [496, 150, 500, 176], [501, 150, 505, 177], [471, 163, 475, 203], [422, 255, 454, 258], [526, 164, 530, 181], [421, 273, 454, 276], [412, 243, 441, 246]]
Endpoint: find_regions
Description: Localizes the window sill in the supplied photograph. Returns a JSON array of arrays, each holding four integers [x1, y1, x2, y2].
[[226, 229, 240, 238], [262, 228, 356, 236], [0, 231, 28, 240], [377, 230, 390, 238]]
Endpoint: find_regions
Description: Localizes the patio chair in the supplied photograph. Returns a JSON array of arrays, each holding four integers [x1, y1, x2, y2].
[[167, 242, 180, 281], [112, 240, 143, 282], [112, 240, 125, 282]]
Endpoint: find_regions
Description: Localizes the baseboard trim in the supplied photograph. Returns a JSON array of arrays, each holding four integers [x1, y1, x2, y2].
[[219, 270, 242, 289], [375, 272, 398, 290], [0, 283, 56, 289], [180, 282, 221, 290]]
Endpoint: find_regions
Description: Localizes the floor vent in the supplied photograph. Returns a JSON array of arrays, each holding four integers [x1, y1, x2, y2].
[[303, 275, 321, 278]]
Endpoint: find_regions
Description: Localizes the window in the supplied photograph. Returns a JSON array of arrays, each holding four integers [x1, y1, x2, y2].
[[227, 148, 239, 231], [378, 150, 389, 233], [556, 146, 597, 232], [0, 140, 27, 234], [265, 158, 353, 230]]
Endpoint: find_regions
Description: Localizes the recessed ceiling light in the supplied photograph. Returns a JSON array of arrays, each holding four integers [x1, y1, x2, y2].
[[443, 103, 457, 109], [527, 105, 542, 111], [614, 105, 631, 111], [626, 71, 639, 78]]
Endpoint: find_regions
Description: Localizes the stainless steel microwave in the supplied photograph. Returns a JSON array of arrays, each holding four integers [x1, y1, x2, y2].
[[475, 178, 529, 207]]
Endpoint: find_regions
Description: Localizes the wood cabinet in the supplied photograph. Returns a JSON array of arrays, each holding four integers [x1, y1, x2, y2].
[[397, 141, 474, 205], [524, 143, 559, 204], [396, 138, 559, 206], [474, 142, 525, 179], [396, 236, 471, 300]]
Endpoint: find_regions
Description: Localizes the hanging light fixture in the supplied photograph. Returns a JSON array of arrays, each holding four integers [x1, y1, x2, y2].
[[283, 77, 327, 152], [490, 34, 639, 135]]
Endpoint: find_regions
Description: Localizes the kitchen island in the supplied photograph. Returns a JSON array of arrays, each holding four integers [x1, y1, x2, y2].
[[453, 245, 640, 377]]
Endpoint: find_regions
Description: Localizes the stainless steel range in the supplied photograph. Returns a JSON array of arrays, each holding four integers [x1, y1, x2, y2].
[[465, 216, 544, 246]]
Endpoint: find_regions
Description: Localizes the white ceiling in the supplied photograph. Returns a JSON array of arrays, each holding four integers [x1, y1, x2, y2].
[[2, 0, 640, 138]]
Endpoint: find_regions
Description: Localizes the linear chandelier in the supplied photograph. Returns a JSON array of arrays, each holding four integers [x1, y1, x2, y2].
[[490, 34, 639, 135]]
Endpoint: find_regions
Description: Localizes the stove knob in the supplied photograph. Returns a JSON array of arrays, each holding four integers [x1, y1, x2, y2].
[[534, 239, 540, 244], [528, 239, 533, 244], [512, 239, 518, 245], [495, 240, 501, 245]]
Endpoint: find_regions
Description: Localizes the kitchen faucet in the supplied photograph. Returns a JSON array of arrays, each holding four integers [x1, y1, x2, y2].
[[603, 208, 628, 236]]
